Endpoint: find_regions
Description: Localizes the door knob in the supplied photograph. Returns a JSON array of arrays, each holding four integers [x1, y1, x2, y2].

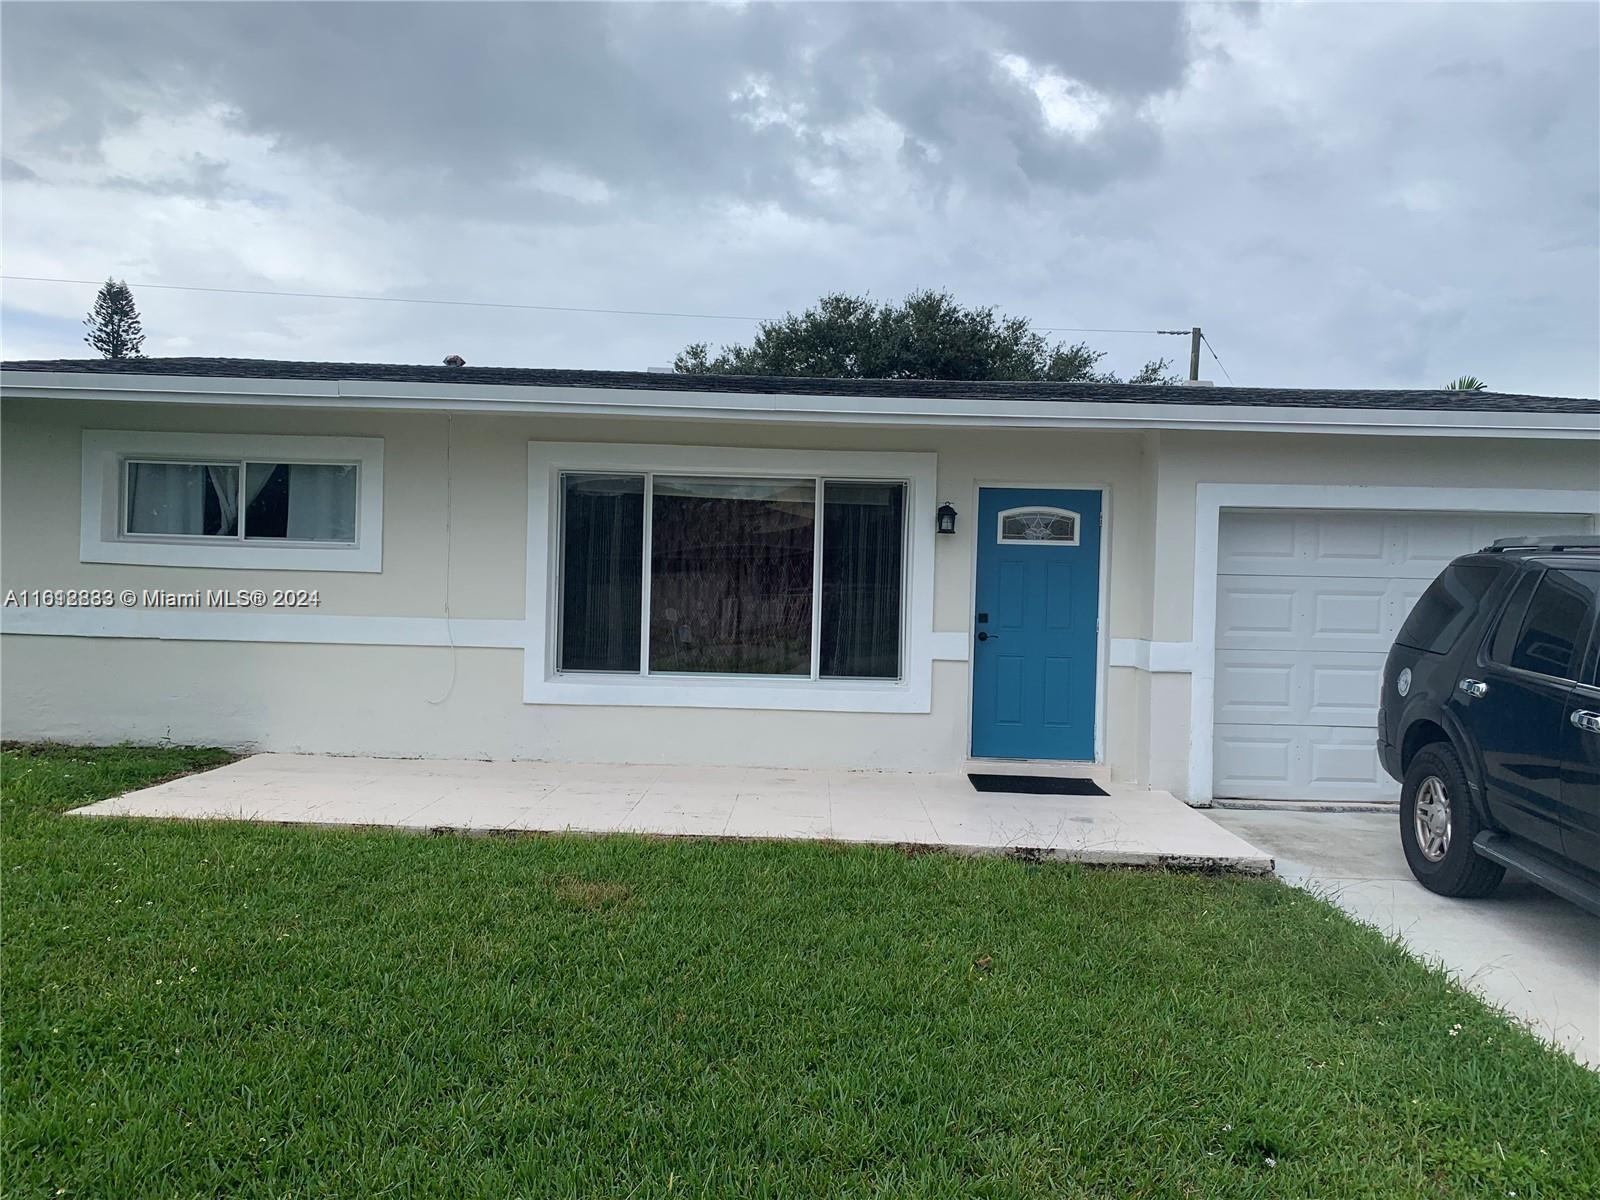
[[977, 631, 999, 641], [1457, 678, 1489, 699], [1572, 710, 1600, 734]]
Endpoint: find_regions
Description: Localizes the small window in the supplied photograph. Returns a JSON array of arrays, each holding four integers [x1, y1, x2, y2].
[[122, 459, 358, 544], [998, 507, 1079, 545], [1395, 562, 1504, 654], [1499, 568, 1600, 680]]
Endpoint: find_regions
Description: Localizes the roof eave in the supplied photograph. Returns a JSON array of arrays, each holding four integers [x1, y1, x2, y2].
[[2, 368, 1596, 440]]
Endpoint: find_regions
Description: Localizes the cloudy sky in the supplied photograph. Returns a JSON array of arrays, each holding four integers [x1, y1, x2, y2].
[[2, 1, 1597, 394]]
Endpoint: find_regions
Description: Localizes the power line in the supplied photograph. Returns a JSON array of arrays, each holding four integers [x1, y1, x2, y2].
[[1200, 331, 1236, 385], [1, 275, 768, 323], [1, 273, 1188, 338]]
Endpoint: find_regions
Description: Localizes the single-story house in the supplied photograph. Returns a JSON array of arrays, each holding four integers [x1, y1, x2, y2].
[[2, 357, 1596, 805]]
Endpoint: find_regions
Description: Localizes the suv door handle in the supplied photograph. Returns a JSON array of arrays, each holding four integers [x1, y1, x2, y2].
[[1458, 678, 1489, 699], [1572, 710, 1600, 734]]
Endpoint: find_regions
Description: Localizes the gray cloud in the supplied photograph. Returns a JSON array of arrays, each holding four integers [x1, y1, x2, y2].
[[2, 2, 1193, 220], [1, 1, 1595, 396]]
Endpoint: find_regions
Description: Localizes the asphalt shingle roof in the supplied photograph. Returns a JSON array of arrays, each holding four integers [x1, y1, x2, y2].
[[4, 356, 1597, 414]]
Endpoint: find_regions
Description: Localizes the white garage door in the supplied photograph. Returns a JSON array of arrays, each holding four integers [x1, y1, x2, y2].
[[1213, 510, 1592, 801]]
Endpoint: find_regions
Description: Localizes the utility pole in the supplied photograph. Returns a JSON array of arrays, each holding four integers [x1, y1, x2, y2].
[[1189, 327, 1202, 383]]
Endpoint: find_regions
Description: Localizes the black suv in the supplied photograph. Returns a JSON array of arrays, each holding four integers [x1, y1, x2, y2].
[[1379, 536, 1600, 915]]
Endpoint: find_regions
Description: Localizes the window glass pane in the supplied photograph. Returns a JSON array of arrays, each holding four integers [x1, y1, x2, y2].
[[243, 463, 357, 542], [1506, 569, 1600, 679], [1488, 574, 1538, 664], [560, 474, 644, 672], [650, 476, 814, 675], [1395, 563, 1504, 653], [1000, 509, 1077, 543], [125, 462, 239, 536], [820, 481, 904, 679]]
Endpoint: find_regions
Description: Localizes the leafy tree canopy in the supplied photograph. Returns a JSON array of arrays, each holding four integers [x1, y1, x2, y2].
[[675, 290, 1176, 384], [83, 278, 145, 359], [1444, 375, 1487, 391]]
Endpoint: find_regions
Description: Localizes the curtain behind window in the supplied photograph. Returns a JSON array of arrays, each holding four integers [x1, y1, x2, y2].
[[244, 464, 357, 541], [820, 482, 905, 678], [561, 474, 645, 672], [650, 477, 815, 675], [125, 462, 239, 536]]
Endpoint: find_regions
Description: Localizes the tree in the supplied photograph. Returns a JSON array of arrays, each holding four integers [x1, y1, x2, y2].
[[1444, 375, 1487, 391], [83, 278, 145, 359], [674, 290, 1176, 384]]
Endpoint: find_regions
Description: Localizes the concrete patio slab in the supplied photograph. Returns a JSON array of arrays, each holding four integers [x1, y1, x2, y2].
[[70, 753, 1272, 872]]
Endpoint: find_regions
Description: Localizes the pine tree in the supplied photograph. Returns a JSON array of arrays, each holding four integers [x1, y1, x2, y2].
[[83, 278, 146, 359]]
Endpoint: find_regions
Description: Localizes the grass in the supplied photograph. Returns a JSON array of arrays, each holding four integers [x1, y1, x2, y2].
[[4, 744, 1598, 1199]]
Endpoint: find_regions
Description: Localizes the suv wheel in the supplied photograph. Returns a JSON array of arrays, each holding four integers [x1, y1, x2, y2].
[[1400, 743, 1505, 898]]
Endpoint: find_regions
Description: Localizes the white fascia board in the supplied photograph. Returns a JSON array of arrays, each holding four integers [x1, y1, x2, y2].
[[3, 370, 1597, 440]]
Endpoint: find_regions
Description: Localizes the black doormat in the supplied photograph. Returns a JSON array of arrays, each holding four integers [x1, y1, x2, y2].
[[968, 773, 1109, 796]]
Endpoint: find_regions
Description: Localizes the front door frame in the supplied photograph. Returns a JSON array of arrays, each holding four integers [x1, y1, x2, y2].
[[967, 480, 1111, 764]]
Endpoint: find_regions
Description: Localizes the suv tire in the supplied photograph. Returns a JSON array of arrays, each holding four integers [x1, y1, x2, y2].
[[1400, 743, 1505, 898]]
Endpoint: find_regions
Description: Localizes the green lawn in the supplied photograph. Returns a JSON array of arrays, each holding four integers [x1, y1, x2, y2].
[[4, 745, 1597, 1199]]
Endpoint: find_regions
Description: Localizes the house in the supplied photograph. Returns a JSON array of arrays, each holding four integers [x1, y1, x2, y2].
[[2, 357, 1596, 805]]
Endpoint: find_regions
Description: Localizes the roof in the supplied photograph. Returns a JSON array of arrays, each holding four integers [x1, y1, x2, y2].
[[5, 356, 1598, 414]]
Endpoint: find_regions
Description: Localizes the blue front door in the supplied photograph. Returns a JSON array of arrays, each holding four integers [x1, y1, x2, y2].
[[971, 488, 1102, 760]]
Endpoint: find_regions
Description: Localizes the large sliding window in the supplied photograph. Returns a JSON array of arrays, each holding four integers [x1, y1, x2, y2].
[[558, 472, 906, 680]]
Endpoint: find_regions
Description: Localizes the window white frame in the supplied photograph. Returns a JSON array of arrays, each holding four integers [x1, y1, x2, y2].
[[996, 505, 1081, 546], [527, 442, 939, 712], [81, 430, 384, 571]]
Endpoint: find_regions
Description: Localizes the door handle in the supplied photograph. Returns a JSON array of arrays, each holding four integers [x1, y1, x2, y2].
[[977, 631, 999, 642], [1458, 678, 1489, 699], [1572, 710, 1600, 734]]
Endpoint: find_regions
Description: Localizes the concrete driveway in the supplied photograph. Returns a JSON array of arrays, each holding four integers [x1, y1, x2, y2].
[[1211, 808, 1600, 1068]]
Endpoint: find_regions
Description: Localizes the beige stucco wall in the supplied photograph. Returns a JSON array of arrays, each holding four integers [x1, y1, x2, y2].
[[5, 395, 1593, 789], [0, 397, 1153, 774]]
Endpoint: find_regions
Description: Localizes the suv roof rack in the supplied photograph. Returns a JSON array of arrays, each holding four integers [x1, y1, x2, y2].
[[1482, 535, 1600, 553]]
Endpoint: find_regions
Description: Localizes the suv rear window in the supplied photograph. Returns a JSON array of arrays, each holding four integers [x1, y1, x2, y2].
[[1395, 562, 1504, 653], [1493, 568, 1600, 680]]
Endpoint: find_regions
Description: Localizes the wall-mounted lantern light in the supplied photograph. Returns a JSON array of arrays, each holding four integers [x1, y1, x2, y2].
[[936, 501, 958, 535]]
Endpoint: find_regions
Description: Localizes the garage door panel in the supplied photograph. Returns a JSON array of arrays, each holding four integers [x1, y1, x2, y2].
[[1212, 730, 1294, 790], [1214, 659, 1295, 723], [1216, 650, 1383, 726], [1217, 577, 1411, 652], [1213, 510, 1592, 802], [1311, 589, 1386, 639], [1214, 722, 1396, 801], [1307, 662, 1382, 724], [1219, 511, 1592, 580], [1216, 586, 1296, 638], [1310, 514, 1390, 570]]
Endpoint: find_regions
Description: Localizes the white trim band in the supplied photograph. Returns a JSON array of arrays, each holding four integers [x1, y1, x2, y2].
[[2, 608, 525, 648]]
